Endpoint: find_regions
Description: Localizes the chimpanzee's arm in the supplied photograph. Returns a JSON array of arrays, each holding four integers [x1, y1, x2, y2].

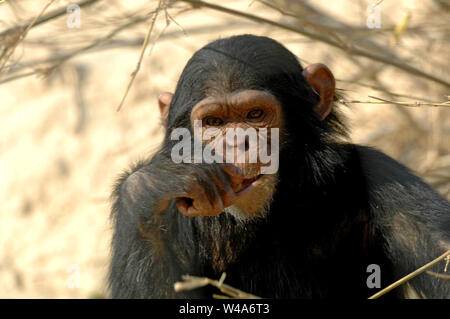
[[108, 152, 182, 298], [108, 150, 239, 298], [358, 146, 450, 298]]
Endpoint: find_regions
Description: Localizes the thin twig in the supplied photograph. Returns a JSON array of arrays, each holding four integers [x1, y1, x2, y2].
[[174, 274, 262, 299], [425, 271, 450, 280], [178, 0, 450, 88], [116, 1, 163, 112], [0, 0, 100, 37], [1, 19, 254, 81], [339, 96, 450, 108], [177, 251, 450, 299], [336, 78, 436, 103], [368, 250, 450, 299], [369, 95, 450, 106], [212, 294, 232, 299], [255, 0, 346, 47], [0, 70, 38, 84], [0, 13, 153, 85], [0, 0, 56, 73]]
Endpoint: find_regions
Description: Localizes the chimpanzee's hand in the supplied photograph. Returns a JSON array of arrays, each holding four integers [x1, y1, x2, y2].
[[175, 163, 246, 217], [149, 155, 245, 217]]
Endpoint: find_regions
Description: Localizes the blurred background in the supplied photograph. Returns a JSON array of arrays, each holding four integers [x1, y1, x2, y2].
[[0, 0, 449, 298]]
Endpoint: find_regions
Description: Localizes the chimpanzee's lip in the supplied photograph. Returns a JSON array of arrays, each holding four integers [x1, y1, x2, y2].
[[236, 174, 265, 196]]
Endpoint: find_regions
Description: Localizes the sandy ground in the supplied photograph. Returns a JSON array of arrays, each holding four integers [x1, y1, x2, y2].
[[0, 0, 448, 298]]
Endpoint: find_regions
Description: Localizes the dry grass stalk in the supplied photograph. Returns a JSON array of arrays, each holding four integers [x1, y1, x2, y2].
[[116, 0, 165, 112], [178, 0, 450, 89], [0, 0, 56, 74], [339, 95, 450, 108], [368, 250, 450, 299], [174, 273, 262, 299], [174, 251, 450, 299]]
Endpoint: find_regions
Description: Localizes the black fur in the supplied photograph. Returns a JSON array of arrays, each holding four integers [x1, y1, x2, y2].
[[109, 34, 450, 298]]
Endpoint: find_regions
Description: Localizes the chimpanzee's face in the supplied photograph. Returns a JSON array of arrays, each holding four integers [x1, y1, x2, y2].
[[190, 89, 282, 217]]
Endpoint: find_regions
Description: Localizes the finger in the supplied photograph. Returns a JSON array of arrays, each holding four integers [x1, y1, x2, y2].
[[211, 171, 236, 208], [176, 182, 209, 216], [197, 177, 224, 216], [176, 183, 222, 217], [220, 163, 245, 193]]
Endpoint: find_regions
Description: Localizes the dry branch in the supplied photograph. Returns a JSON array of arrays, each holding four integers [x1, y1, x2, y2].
[[174, 273, 262, 299], [339, 95, 450, 108], [0, 13, 153, 85], [0, 0, 100, 37], [116, 0, 164, 111], [368, 250, 450, 299], [174, 251, 450, 299], [178, 0, 450, 89], [426, 271, 450, 280], [0, 0, 56, 73]]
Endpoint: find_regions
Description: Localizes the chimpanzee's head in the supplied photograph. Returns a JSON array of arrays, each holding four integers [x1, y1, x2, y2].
[[158, 34, 346, 217]]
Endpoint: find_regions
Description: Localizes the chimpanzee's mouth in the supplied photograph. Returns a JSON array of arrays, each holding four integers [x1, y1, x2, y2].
[[236, 174, 264, 196]]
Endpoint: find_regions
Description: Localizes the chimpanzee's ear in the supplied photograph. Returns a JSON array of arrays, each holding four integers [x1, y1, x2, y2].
[[158, 92, 173, 127], [302, 63, 335, 120]]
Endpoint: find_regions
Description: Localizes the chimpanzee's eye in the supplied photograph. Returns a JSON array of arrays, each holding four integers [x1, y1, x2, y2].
[[247, 109, 264, 119], [205, 117, 223, 126]]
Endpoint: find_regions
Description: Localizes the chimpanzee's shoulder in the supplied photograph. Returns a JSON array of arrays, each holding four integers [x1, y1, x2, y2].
[[353, 144, 449, 214], [353, 145, 416, 183]]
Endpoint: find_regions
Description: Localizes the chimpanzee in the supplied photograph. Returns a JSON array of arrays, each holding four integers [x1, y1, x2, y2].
[[109, 34, 450, 299]]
